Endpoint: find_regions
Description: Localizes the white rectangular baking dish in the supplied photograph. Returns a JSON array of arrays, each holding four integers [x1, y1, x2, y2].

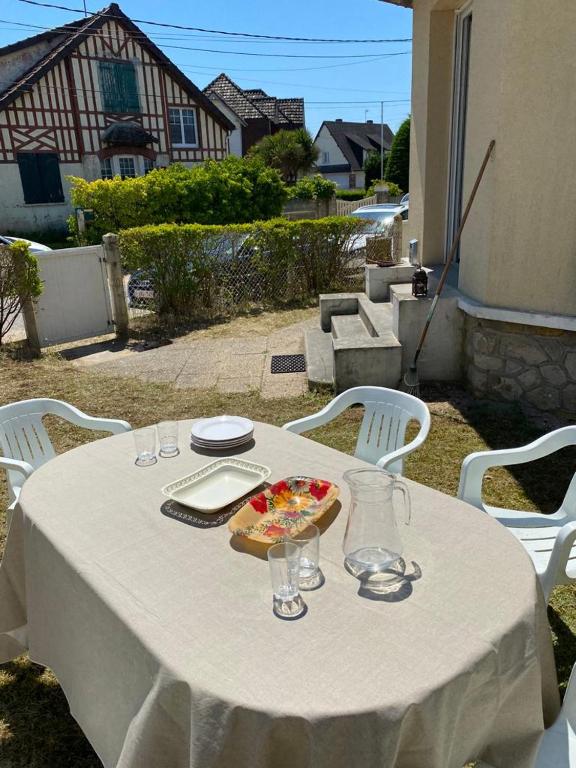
[[161, 458, 271, 513]]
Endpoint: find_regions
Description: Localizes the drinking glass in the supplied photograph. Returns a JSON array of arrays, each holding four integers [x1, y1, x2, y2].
[[158, 421, 179, 458], [134, 427, 157, 467], [267, 541, 306, 619], [292, 524, 323, 590]]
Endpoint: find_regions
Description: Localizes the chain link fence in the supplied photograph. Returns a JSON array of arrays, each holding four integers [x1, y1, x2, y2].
[[120, 221, 377, 324]]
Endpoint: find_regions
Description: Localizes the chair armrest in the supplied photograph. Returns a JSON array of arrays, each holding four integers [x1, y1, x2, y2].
[[458, 426, 576, 510], [282, 395, 350, 434], [49, 400, 132, 434], [0, 456, 34, 481], [541, 520, 576, 603]]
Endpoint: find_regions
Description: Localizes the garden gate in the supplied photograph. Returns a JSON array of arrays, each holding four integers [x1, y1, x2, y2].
[[30, 245, 115, 346]]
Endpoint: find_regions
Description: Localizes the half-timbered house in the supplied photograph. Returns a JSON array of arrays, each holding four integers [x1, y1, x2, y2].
[[0, 3, 233, 232]]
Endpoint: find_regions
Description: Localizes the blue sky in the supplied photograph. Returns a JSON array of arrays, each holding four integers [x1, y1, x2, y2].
[[0, 0, 412, 137]]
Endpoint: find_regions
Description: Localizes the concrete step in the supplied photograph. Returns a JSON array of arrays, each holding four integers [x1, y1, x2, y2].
[[331, 313, 371, 340], [304, 328, 333, 389], [389, 282, 463, 381], [358, 296, 393, 337]]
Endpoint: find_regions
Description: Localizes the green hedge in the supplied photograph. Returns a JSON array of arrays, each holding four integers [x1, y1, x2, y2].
[[119, 217, 365, 316], [69, 157, 287, 244], [366, 179, 403, 197], [335, 189, 368, 201], [286, 174, 336, 200]]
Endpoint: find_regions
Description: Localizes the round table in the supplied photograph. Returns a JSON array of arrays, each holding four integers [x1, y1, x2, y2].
[[0, 420, 559, 768]]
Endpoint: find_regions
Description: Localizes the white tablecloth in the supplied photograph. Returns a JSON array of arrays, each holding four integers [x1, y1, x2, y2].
[[0, 420, 559, 768]]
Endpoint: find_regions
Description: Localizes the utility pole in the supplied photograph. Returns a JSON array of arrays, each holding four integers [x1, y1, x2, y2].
[[380, 100, 384, 181]]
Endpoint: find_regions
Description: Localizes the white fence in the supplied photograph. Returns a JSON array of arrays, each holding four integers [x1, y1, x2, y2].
[[336, 195, 378, 216], [31, 245, 114, 346]]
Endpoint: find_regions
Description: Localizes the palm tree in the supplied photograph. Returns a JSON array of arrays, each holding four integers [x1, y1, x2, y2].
[[249, 128, 319, 184]]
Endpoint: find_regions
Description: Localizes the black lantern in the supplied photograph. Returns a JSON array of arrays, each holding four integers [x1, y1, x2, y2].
[[412, 266, 428, 297]]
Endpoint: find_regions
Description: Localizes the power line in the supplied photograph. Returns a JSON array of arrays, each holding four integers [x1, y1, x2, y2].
[[1, 14, 411, 59], [15, 0, 413, 44], [0, 18, 408, 45], [0, 76, 409, 109], [0, 21, 401, 73]]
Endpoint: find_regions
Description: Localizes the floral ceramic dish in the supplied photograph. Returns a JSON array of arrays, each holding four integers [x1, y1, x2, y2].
[[228, 476, 339, 543]]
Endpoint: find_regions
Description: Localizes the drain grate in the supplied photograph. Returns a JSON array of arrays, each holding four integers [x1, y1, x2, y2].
[[271, 354, 306, 374]]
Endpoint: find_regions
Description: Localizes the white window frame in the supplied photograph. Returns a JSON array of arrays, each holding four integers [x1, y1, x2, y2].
[[100, 155, 154, 179], [169, 107, 198, 147], [446, 0, 473, 260], [322, 151, 330, 164]]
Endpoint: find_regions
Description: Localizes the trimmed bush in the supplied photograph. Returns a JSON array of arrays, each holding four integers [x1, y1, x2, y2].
[[335, 189, 369, 201], [367, 179, 403, 198], [286, 174, 336, 200], [0, 241, 42, 345], [69, 157, 287, 244], [119, 217, 365, 317]]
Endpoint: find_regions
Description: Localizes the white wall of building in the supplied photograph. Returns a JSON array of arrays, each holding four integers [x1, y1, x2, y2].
[[314, 125, 347, 167], [0, 162, 81, 232], [206, 96, 242, 156], [320, 171, 365, 190]]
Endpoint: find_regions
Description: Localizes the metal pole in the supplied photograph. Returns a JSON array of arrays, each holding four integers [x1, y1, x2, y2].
[[380, 100, 384, 181]]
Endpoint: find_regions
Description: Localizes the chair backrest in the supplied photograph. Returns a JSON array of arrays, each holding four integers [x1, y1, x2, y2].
[[0, 399, 70, 494], [344, 388, 429, 472]]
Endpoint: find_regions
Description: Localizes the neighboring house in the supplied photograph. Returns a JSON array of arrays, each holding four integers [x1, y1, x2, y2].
[[203, 73, 305, 156], [0, 3, 233, 232], [314, 119, 394, 189], [379, 0, 576, 416]]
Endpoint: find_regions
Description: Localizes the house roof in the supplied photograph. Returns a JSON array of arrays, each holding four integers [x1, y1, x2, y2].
[[377, 0, 412, 7], [203, 73, 304, 128], [316, 120, 395, 172], [203, 73, 266, 120], [0, 4, 235, 131]]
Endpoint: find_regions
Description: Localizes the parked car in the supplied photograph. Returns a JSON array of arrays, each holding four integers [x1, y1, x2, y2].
[[347, 204, 408, 256], [127, 234, 253, 308], [0, 235, 52, 253], [400, 193, 410, 205]]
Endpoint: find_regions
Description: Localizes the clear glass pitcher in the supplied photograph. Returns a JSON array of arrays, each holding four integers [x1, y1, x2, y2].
[[342, 468, 411, 577]]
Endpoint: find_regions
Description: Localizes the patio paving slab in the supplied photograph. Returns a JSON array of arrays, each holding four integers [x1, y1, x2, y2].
[[81, 316, 317, 398]]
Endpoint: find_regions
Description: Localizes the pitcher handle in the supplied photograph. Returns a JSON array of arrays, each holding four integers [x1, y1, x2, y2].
[[394, 477, 412, 526]]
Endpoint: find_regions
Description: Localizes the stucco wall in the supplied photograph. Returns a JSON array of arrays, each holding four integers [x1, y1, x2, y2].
[[410, 0, 576, 317], [314, 125, 347, 167], [0, 162, 80, 232], [319, 171, 365, 190]]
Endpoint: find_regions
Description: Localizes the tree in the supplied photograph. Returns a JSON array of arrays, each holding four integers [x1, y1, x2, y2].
[[385, 116, 410, 192], [363, 150, 386, 190], [0, 241, 42, 345], [249, 128, 319, 184]]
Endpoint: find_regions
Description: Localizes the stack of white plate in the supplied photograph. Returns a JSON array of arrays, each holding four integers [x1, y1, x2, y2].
[[191, 415, 254, 450]]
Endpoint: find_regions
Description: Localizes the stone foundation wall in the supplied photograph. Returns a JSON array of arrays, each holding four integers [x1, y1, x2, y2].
[[465, 316, 576, 415]]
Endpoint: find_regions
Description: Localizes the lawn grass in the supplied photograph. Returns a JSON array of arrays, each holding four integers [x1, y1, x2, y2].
[[0, 351, 575, 767]]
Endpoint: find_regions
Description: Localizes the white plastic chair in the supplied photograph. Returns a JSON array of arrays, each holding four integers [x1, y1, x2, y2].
[[282, 386, 431, 474], [458, 426, 576, 603], [0, 398, 132, 507], [535, 662, 576, 766]]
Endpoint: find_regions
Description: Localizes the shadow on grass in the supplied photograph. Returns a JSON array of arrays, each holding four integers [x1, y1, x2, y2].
[[423, 382, 576, 515], [0, 657, 101, 768]]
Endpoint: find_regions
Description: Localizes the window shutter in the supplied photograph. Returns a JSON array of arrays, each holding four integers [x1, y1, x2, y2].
[[17, 153, 64, 204], [99, 61, 117, 112], [120, 63, 140, 113], [37, 154, 64, 203], [99, 61, 140, 113], [17, 153, 42, 204]]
